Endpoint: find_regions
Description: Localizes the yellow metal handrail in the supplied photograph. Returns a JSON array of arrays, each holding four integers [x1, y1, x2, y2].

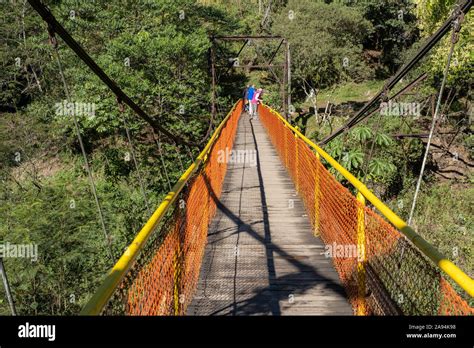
[[263, 104, 474, 298], [81, 100, 240, 315]]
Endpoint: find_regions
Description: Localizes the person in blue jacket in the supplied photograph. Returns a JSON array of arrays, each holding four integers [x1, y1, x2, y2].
[[246, 85, 255, 116], [243, 85, 249, 111]]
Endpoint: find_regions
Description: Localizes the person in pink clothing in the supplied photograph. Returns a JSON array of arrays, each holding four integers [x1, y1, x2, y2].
[[250, 88, 262, 119]]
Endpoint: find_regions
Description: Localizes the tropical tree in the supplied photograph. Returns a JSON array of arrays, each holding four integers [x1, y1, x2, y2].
[[272, 0, 373, 100]]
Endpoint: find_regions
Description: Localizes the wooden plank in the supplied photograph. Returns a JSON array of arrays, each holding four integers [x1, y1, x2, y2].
[[188, 113, 353, 316]]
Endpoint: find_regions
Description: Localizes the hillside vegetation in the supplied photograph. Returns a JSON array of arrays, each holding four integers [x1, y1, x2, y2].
[[0, 0, 472, 314]]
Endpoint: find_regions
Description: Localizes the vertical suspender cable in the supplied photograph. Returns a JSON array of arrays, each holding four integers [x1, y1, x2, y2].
[[151, 128, 173, 192], [119, 103, 151, 215], [407, 14, 463, 226], [173, 140, 185, 173], [50, 32, 115, 263], [361, 87, 389, 182], [185, 145, 194, 163], [362, 112, 384, 183], [396, 12, 464, 272], [0, 258, 17, 315]]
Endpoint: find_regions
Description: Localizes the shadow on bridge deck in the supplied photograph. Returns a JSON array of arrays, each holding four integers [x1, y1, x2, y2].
[[187, 112, 353, 315]]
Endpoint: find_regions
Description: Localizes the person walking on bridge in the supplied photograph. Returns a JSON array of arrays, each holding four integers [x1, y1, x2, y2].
[[250, 88, 262, 120], [247, 84, 255, 116], [243, 85, 250, 112]]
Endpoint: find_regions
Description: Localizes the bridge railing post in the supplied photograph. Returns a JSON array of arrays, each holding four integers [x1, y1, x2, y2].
[[284, 124, 289, 168], [356, 192, 366, 316], [313, 152, 321, 236], [173, 242, 182, 315], [294, 126, 299, 192]]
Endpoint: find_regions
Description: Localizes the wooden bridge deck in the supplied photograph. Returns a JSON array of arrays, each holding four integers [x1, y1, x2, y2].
[[188, 112, 353, 315]]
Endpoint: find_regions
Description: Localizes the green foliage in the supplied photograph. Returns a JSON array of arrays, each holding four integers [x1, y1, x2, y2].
[[389, 180, 474, 301], [0, 0, 472, 316], [368, 158, 396, 180], [325, 118, 399, 184], [0, 0, 243, 315], [351, 126, 373, 142], [355, 0, 419, 76], [316, 80, 385, 106], [374, 133, 393, 147], [0, 169, 144, 315], [342, 148, 364, 171], [414, 0, 473, 86], [272, 0, 373, 94]]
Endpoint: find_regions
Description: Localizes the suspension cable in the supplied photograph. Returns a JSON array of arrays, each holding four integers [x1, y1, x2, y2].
[[27, 0, 215, 148], [151, 128, 172, 192], [407, 13, 463, 225], [318, 0, 472, 146], [118, 102, 151, 216], [49, 30, 115, 263], [394, 12, 464, 272], [0, 258, 17, 315], [361, 112, 384, 183], [185, 145, 195, 163], [173, 140, 185, 173]]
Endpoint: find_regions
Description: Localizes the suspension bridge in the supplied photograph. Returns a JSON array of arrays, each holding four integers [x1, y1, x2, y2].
[[78, 100, 473, 316], [8, 0, 472, 316]]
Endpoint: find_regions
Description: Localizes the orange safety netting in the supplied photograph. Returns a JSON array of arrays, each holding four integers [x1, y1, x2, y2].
[[258, 104, 473, 315], [101, 101, 472, 316], [103, 101, 243, 315]]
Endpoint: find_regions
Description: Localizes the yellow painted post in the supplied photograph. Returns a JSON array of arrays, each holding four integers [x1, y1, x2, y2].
[[284, 125, 288, 168], [313, 152, 321, 236], [356, 192, 366, 316], [81, 100, 241, 315], [294, 126, 299, 191], [258, 104, 474, 298], [173, 242, 181, 315]]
